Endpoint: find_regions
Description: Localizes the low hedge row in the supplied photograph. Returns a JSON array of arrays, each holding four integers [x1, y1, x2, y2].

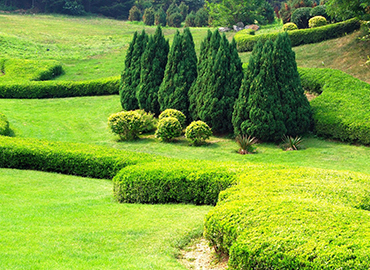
[[0, 76, 120, 99], [204, 168, 370, 269], [113, 161, 236, 205], [298, 67, 370, 145], [235, 18, 360, 52], [0, 136, 157, 179], [0, 112, 10, 136]]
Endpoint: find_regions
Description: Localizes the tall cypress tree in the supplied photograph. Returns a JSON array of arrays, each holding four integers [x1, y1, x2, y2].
[[120, 30, 148, 111], [137, 26, 169, 116], [273, 32, 312, 136], [188, 30, 220, 121], [189, 32, 243, 133], [158, 28, 197, 119], [232, 41, 264, 136]]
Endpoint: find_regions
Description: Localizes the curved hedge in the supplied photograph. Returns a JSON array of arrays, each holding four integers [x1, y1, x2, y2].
[[204, 168, 370, 269], [0, 76, 120, 99], [0, 136, 158, 179], [298, 67, 370, 145], [113, 160, 236, 205], [0, 112, 10, 136], [235, 18, 360, 52]]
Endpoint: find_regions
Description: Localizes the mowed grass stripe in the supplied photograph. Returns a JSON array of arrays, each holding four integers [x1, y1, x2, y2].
[[0, 168, 211, 269]]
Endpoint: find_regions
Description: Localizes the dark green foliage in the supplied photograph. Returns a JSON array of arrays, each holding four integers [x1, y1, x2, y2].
[[155, 117, 182, 141], [299, 67, 370, 145], [178, 1, 189, 20], [128, 5, 142, 21], [257, 1, 275, 24], [113, 160, 236, 205], [158, 28, 197, 119], [235, 18, 361, 52], [236, 40, 286, 142], [143, 7, 155, 25], [310, 4, 330, 20], [159, 108, 187, 129], [273, 32, 312, 136], [194, 7, 209, 27], [184, 11, 196, 27], [189, 30, 243, 133], [204, 168, 370, 269], [0, 112, 10, 136], [0, 76, 119, 99], [291, 7, 313, 28], [185, 121, 212, 146], [0, 136, 156, 179], [166, 1, 181, 22], [120, 30, 148, 111], [155, 7, 167, 26], [137, 26, 169, 116], [167, 12, 183, 27]]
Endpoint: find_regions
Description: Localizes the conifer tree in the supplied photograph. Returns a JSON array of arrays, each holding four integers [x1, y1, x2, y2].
[[158, 28, 197, 119], [137, 26, 169, 116], [155, 7, 166, 26], [273, 32, 312, 136], [120, 30, 148, 111], [189, 31, 242, 133], [188, 30, 220, 121]]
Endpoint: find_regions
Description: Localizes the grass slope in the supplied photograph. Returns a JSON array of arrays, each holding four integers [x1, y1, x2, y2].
[[0, 168, 211, 269]]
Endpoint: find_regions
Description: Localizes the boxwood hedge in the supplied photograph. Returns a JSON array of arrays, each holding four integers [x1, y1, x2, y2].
[[204, 167, 370, 269], [0, 136, 157, 179], [235, 18, 360, 52], [113, 160, 236, 205], [0, 112, 10, 136], [298, 67, 370, 145]]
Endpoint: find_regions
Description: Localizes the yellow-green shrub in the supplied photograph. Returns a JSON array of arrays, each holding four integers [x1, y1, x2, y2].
[[309, 16, 327, 28], [283, 22, 298, 31], [155, 117, 182, 142], [108, 111, 144, 140], [185, 120, 212, 146], [159, 109, 186, 128]]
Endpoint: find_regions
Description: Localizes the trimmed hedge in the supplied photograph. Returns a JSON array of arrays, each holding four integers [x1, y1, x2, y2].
[[235, 18, 360, 52], [298, 67, 370, 145], [0, 136, 158, 179], [204, 167, 370, 269], [0, 76, 120, 99], [0, 112, 10, 136], [113, 160, 236, 205]]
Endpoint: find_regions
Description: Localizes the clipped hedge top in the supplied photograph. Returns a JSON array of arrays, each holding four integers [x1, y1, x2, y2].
[[299, 67, 370, 145], [205, 167, 370, 269]]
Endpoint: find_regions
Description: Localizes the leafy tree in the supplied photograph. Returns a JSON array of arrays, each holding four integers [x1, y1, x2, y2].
[[185, 10, 196, 26], [326, 0, 369, 20], [158, 28, 197, 119], [291, 7, 313, 28], [120, 30, 148, 111], [189, 31, 242, 133], [128, 5, 142, 21], [155, 7, 167, 26], [167, 12, 183, 27], [272, 32, 312, 136], [166, 1, 181, 20], [143, 7, 155, 25], [194, 7, 209, 26], [179, 1, 189, 19], [137, 26, 169, 116]]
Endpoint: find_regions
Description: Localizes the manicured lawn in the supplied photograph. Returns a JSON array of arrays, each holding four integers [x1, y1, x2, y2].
[[0, 168, 211, 269]]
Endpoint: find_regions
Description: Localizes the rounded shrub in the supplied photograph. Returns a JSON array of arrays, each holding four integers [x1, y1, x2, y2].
[[184, 11, 196, 27], [143, 8, 155, 26], [128, 6, 141, 21], [185, 121, 212, 146], [135, 109, 157, 133], [291, 7, 313, 29], [0, 112, 10, 136], [167, 12, 182, 27], [159, 109, 186, 129], [309, 16, 327, 28], [155, 117, 182, 142], [108, 111, 144, 141], [283, 22, 298, 31]]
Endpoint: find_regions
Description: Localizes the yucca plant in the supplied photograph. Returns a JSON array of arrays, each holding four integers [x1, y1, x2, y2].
[[236, 134, 257, 154], [282, 135, 304, 150]]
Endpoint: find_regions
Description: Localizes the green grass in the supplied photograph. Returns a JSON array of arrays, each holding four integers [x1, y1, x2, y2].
[[0, 168, 211, 269], [0, 95, 369, 175]]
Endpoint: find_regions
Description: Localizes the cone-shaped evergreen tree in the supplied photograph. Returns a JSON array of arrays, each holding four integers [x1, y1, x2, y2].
[[137, 26, 169, 116], [273, 32, 312, 136], [158, 28, 197, 119], [188, 30, 221, 121], [232, 40, 264, 135], [236, 41, 286, 141], [120, 30, 148, 111], [189, 32, 243, 133]]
